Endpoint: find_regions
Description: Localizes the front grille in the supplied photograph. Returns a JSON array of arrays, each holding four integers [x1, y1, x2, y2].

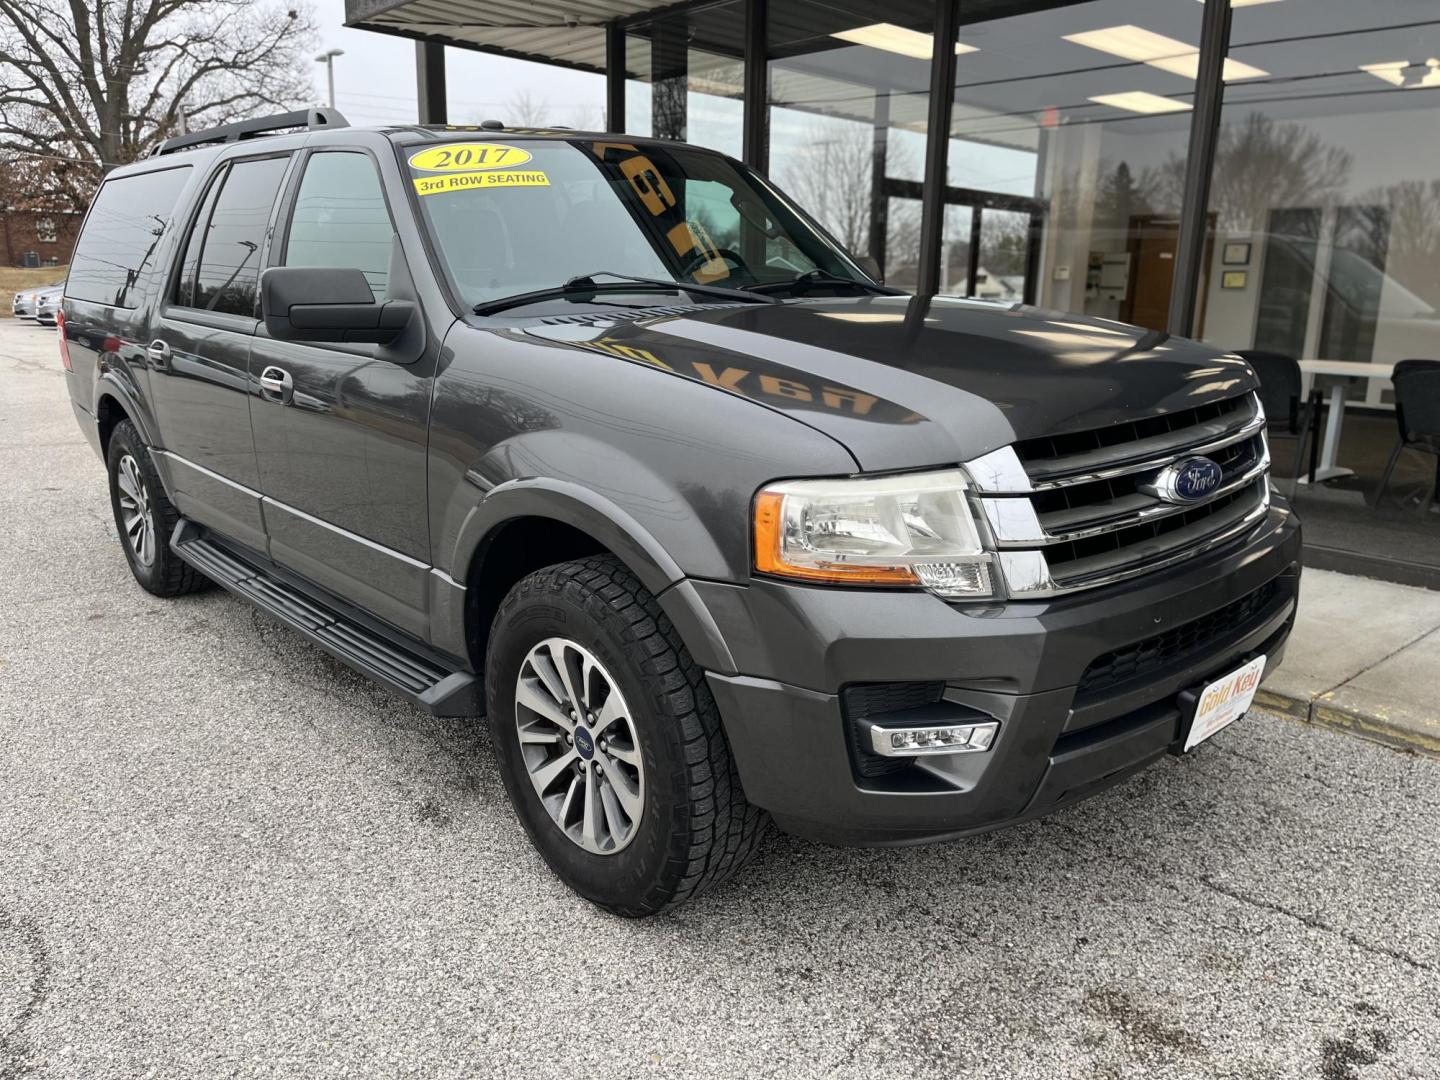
[[1076, 579, 1280, 699], [970, 391, 1271, 597]]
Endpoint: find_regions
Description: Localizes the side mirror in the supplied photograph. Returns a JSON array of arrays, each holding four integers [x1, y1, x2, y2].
[[855, 255, 884, 284], [260, 267, 414, 345]]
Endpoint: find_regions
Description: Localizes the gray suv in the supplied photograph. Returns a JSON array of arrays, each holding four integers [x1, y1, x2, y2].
[[61, 109, 1301, 915]]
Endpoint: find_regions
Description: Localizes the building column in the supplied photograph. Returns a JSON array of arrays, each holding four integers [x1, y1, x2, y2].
[[1167, 0, 1233, 335], [651, 18, 687, 141], [917, 0, 960, 297], [742, 0, 768, 170], [868, 88, 890, 275], [606, 23, 626, 133], [416, 41, 448, 125]]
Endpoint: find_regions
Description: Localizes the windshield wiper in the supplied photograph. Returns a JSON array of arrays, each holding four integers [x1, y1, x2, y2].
[[743, 269, 903, 296], [473, 270, 779, 316]]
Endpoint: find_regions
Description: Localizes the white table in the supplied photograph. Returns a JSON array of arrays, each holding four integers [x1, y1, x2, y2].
[[1296, 359, 1395, 483]]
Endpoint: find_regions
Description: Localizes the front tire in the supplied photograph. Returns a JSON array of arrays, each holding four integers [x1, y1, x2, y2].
[[487, 556, 766, 916], [106, 420, 208, 597]]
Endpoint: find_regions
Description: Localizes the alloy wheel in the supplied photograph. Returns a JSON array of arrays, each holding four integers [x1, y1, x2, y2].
[[116, 454, 156, 567], [514, 637, 645, 855]]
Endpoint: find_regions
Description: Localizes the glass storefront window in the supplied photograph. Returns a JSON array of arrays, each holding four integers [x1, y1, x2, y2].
[[1193, 0, 1440, 569], [946, 0, 1208, 327], [624, 2, 744, 157], [767, 2, 935, 281]]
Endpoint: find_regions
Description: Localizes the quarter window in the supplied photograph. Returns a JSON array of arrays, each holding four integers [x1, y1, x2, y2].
[[67, 166, 192, 308], [283, 152, 395, 296]]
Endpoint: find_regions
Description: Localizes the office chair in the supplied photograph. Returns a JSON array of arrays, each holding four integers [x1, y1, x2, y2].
[[1371, 359, 1440, 510], [1235, 350, 1323, 498]]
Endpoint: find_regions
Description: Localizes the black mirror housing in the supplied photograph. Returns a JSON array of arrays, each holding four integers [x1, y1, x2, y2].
[[261, 267, 414, 344]]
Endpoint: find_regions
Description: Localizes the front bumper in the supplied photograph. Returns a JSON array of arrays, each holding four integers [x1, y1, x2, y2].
[[698, 505, 1302, 845]]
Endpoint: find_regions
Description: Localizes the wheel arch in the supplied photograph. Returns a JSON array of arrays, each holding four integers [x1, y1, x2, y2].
[[451, 481, 736, 678], [93, 373, 157, 456]]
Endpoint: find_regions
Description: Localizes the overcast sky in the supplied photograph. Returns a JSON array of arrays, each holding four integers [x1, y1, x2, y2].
[[311, 0, 607, 128]]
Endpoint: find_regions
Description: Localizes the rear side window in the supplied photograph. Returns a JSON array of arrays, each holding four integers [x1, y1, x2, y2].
[[68, 166, 192, 308], [283, 152, 394, 296], [178, 156, 289, 317]]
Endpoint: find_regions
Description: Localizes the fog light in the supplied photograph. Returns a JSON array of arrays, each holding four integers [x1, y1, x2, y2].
[[869, 720, 999, 757]]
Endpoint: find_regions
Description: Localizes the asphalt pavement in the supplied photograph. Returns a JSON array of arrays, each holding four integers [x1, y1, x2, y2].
[[2, 317, 1438, 1079]]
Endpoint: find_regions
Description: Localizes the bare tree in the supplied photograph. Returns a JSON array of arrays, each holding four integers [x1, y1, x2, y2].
[[780, 122, 877, 254], [779, 122, 925, 282], [0, 0, 317, 185], [505, 90, 552, 128], [1356, 178, 1440, 307], [1156, 112, 1352, 232], [567, 105, 603, 132]]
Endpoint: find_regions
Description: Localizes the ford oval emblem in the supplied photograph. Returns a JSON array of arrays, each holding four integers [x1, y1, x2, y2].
[[1145, 456, 1224, 504]]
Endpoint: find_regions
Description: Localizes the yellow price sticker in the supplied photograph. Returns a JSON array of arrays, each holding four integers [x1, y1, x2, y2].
[[412, 171, 550, 196], [407, 143, 533, 172]]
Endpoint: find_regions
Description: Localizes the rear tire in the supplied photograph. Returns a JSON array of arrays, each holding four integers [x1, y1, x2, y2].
[[106, 420, 208, 597], [487, 555, 767, 916]]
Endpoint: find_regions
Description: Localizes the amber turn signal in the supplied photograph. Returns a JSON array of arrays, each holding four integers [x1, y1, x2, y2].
[[753, 490, 922, 586]]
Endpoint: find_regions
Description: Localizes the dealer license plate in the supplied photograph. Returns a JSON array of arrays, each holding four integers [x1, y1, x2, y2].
[[1183, 655, 1266, 752]]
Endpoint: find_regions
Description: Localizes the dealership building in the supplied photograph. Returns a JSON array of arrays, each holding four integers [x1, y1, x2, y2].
[[345, 0, 1440, 586]]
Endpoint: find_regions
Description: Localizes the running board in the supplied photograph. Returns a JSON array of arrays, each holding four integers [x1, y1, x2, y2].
[[171, 521, 481, 717]]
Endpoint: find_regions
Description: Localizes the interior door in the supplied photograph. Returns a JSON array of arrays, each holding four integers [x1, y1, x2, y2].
[[147, 153, 292, 551], [1122, 215, 1180, 331], [248, 149, 434, 638]]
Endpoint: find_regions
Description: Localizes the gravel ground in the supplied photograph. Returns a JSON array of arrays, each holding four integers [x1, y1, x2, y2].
[[2, 318, 1438, 1080]]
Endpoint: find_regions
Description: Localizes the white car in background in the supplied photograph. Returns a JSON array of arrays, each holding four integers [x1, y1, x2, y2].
[[11, 282, 63, 321], [34, 286, 62, 326]]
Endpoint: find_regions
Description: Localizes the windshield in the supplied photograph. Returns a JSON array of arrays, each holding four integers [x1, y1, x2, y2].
[[405, 138, 867, 308]]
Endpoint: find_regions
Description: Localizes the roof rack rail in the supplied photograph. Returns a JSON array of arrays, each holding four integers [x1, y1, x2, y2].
[[150, 108, 349, 157]]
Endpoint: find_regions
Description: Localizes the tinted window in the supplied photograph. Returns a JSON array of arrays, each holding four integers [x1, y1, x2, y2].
[[174, 173, 225, 309], [284, 153, 394, 295], [67, 166, 192, 308], [187, 156, 289, 317]]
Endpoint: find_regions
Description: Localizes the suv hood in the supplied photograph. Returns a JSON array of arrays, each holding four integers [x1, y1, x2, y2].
[[520, 295, 1257, 472]]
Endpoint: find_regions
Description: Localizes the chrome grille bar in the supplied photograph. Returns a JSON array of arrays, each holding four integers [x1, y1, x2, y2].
[[999, 484, 1270, 598], [968, 394, 1265, 495], [981, 440, 1270, 548], [966, 391, 1274, 599]]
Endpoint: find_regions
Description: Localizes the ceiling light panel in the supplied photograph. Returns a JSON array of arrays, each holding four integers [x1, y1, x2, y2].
[[1089, 91, 1193, 114], [832, 22, 977, 60], [1359, 59, 1440, 89], [1065, 25, 1267, 81]]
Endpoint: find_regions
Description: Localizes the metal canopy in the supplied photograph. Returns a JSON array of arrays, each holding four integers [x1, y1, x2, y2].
[[343, 0, 679, 73]]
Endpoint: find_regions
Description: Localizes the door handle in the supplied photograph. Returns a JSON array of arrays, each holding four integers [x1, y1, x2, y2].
[[146, 338, 171, 370], [258, 365, 294, 404]]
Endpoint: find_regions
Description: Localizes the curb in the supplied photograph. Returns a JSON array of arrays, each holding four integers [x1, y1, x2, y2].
[[1255, 687, 1440, 759]]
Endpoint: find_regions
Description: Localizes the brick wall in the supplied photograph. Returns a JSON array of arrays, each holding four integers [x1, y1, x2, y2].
[[1, 210, 81, 267]]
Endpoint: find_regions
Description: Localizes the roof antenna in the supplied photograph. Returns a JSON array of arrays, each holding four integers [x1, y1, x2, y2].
[[480, 119, 505, 131]]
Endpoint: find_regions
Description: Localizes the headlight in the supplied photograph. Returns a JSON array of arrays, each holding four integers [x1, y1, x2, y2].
[[753, 470, 994, 597]]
